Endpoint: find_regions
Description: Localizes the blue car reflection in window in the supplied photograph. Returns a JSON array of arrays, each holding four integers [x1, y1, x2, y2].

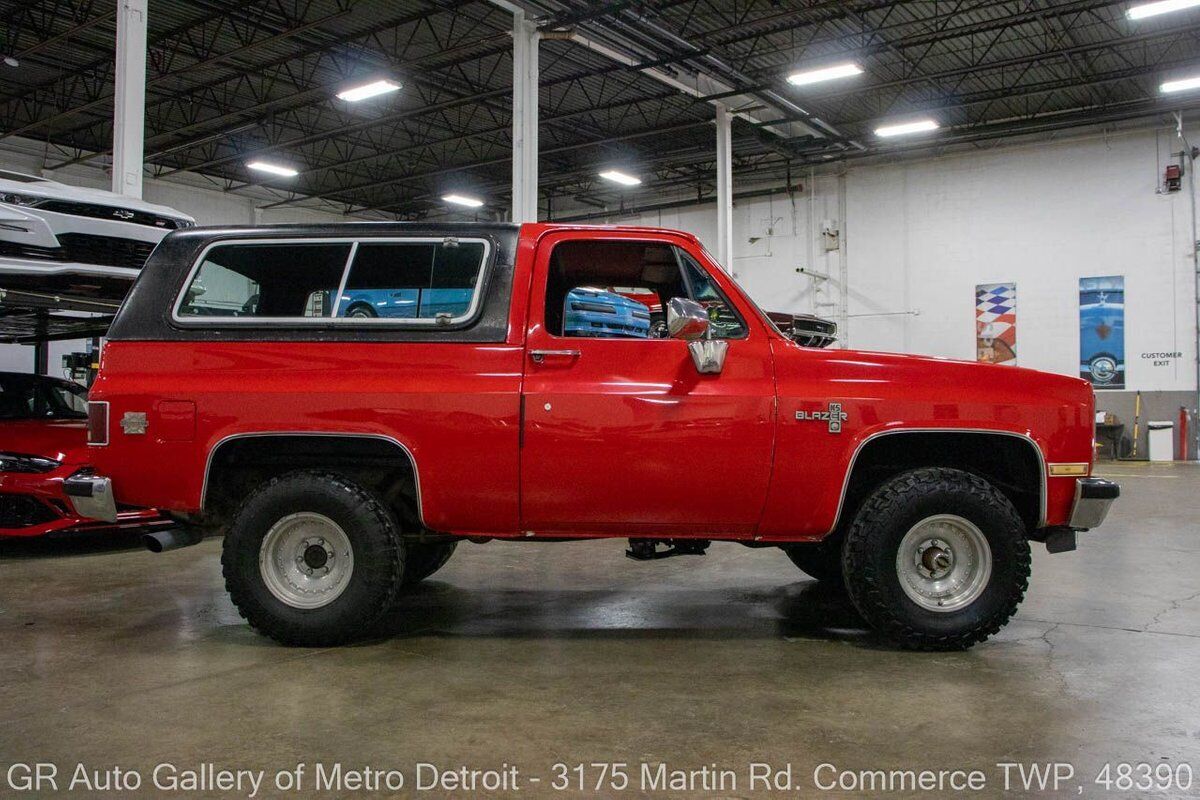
[[563, 287, 651, 338], [336, 288, 475, 319]]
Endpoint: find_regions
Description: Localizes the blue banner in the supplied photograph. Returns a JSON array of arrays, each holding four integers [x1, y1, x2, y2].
[[1079, 276, 1125, 389]]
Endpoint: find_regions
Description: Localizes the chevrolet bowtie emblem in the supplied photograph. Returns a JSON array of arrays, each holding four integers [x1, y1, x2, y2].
[[120, 411, 148, 435], [796, 402, 848, 433]]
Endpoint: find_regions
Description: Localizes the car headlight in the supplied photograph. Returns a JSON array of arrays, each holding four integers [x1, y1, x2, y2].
[[0, 192, 38, 206], [0, 452, 62, 473]]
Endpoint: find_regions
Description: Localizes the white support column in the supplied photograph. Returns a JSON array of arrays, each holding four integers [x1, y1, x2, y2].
[[112, 0, 148, 199], [714, 104, 734, 270], [511, 8, 539, 223]]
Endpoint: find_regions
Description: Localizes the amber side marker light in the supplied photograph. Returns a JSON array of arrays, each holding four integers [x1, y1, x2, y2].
[[1048, 463, 1090, 477]]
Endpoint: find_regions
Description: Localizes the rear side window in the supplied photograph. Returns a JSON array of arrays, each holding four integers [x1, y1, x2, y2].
[[335, 240, 485, 322], [178, 242, 350, 318], [174, 238, 490, 325]]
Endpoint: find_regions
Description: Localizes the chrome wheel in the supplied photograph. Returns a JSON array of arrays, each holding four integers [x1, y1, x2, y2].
[[258, 512, 354, 609], [895, 514, 992, 613], [1090, 355, 1118, 385]]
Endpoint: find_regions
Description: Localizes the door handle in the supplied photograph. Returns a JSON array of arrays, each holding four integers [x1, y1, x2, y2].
[[530, 349, 581, 363]]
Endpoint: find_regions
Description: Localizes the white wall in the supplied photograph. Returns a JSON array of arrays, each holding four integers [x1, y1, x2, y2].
[[593, 125, 1198, 393]]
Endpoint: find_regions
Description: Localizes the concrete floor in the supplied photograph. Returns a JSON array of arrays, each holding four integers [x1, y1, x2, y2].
[[1, 462, 1198, 799]]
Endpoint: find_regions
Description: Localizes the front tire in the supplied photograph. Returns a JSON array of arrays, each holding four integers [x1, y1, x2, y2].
[[222, 470, 404, 646], [842, 467, 1030, 651]]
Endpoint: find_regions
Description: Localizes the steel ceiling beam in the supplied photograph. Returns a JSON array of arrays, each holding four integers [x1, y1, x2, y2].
[[0, 1, 269, 126], [43, 1, 491, 166]]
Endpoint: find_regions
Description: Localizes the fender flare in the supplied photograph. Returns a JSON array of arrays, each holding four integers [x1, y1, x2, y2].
[[827, 427, 1047, 533], [200, 431, 425, 524]]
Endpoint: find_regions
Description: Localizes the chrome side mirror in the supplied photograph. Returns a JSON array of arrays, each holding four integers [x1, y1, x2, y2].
[[667, 297, 727, 374], [666, 297, 709, 341]]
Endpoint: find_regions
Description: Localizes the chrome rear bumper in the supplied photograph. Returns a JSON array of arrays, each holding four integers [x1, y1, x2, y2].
[[1069, 477, 1120, 530], [63, 473, 118, 523]]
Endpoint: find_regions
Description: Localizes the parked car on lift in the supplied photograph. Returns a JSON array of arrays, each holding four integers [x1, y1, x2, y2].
[[0, 169, 194, 279], [0, 372, 167, 537]]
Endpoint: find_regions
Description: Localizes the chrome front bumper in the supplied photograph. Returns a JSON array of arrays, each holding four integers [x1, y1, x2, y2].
[[1069, 477, 1120, 529], [63, 473, 118, 523]]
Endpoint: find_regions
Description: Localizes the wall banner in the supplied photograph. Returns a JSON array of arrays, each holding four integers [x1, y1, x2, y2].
[[1079, 275, 1125, 389], [976, 282, 1017, 365]]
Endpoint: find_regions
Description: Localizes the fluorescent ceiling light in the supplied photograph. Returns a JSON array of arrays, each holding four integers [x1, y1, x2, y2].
[[1128, 0, 1200, 20], [246, 160, 298, 177], [599, 170, 642, 186], [874, 119, 940, 137], [443, 193, 484, 208], [336, 78, 402, 102], [786, 62, 864, 87], [1161, 74, 1200, 93]]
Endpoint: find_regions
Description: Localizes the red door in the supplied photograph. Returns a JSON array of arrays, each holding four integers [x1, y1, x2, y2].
[[519, 231, 777, 536]]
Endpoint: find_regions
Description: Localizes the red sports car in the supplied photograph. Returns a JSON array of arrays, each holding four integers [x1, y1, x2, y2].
[[0, 371, 167, 537]]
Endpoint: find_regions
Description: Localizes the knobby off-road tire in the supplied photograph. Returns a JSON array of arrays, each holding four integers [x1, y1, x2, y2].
[[402, 541, 458, 586], [842, 467, 1030, 651], [222, 470, 404, 647], [783, 536, 844, 584]]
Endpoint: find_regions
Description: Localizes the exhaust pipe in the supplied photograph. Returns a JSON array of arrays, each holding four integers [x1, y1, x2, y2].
[[143, 527, 204, 553]]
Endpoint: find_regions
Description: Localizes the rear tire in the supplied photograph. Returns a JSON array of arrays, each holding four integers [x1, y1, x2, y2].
[[402, 541, 457, 586], [842, 467, 1030, 651], [222, 470, 404, 646]]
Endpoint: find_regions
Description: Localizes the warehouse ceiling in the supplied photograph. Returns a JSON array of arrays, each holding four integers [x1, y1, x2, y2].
[[2, 0, 1200, 220]]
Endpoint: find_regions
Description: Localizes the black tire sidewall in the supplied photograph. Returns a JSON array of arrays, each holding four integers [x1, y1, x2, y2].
[[223, 472, 403, 645]]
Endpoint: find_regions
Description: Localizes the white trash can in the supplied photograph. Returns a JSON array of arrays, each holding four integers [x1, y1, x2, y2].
[[1148, 421, 1174, 462]]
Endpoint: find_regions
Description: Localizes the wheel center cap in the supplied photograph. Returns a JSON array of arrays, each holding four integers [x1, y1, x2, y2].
[[303, 544, 329, 570], [920, 544, 954, 578]]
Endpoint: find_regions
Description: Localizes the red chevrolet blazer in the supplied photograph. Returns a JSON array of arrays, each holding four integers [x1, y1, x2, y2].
[[73, 223, 1118, 649]]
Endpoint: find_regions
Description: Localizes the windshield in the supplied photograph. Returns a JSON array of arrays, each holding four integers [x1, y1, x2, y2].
[[0, 374, 88, 420]]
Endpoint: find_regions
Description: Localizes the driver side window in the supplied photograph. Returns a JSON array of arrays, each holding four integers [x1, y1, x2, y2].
[[544, 241, 745, 340]]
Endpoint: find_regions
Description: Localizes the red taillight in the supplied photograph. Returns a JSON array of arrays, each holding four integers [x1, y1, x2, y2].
[[87, 401, 109, 445]]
